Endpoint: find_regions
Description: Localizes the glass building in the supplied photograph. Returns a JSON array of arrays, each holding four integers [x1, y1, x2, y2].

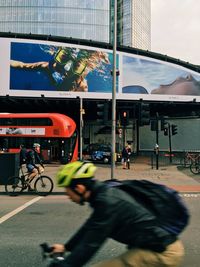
[[0, 0, 151, 50], [122, 0, 151, 49]]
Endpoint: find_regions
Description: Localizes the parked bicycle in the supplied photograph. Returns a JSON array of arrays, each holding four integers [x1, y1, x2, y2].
[[190, 162, 200, 175], [5, 166, 54, 196], [180, 151, 200, 168]]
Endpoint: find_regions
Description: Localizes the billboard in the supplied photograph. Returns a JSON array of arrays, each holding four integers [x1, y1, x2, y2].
[[0, 37, 200, 102]]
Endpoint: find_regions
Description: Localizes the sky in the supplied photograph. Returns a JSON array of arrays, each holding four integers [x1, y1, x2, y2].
[[151, 0, 200, 65]]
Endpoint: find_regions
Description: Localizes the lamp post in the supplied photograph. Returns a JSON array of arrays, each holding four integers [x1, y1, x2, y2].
[[111, 0, 117, 179], [79, 97, 84, 161]]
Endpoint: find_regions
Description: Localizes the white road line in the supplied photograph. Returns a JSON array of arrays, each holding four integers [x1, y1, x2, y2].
[[0, 196, 43, 224]]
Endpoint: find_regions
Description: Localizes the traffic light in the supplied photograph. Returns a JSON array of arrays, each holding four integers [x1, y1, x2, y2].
[[96, 102, 109, 123], [120, 111, 129, 126], [171, 124, 178, 135], [161, 119, 169, 136], [139, 103, 150, 126], [161, 119, 168, 131], [164, 127, 168, 136]]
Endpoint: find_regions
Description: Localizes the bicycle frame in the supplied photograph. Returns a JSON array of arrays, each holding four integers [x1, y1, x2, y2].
[[182, 152, 200, 167], [186, 152, 200, 161]]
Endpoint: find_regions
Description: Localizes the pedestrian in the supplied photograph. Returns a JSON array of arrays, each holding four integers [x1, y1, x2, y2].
[[122, 144, 132, 169], [49, 161, 184, 267]]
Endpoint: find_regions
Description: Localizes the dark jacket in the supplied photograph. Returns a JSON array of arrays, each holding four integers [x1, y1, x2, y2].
[[122, 147, 131, 159], [19, 147, 27, 165], [62, 181, 176, 267], [26, 149, 42, 167]]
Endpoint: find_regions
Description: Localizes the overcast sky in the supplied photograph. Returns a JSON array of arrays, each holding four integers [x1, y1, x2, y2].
[[151, 0, 200, 65]]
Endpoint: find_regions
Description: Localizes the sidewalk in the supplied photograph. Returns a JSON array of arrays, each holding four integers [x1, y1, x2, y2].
[[1, 156, 200, 193], [42, 156, 200, 193]]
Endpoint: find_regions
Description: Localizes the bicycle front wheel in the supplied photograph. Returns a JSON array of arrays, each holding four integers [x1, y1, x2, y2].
[[190, 163, 200, 175], [5, 176, 23, 196], [34, 176, 54, 196]]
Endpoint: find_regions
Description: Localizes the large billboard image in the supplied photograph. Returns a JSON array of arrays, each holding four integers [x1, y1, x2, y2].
[[122, 55, 200, 97], [10, 42, 117, 94], [0, 37, 199, 101]]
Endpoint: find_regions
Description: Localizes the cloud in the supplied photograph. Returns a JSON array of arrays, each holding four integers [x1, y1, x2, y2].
[[151, 0, 200, 65]]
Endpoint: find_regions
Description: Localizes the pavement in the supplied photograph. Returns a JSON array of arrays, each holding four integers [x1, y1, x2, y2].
[[1, 156, 200, 193]]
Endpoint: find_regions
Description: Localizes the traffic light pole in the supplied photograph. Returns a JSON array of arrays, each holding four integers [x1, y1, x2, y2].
[[111, 0, 117, 180], [155, 114, 159, 170], [168, 124, 172, 163]]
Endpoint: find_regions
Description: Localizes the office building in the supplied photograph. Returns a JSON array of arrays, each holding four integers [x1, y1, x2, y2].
[[0, 0, 150, 49]]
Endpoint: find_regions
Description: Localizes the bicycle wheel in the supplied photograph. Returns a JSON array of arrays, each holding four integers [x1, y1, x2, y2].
[[183, 157, 192, 167], [5, 176, 23, 196], [34, 176, 54, 196], [190, 163, 200, 175]]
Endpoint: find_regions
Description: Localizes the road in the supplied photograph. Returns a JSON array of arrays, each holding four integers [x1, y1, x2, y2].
[[0, 191, 200, 267]]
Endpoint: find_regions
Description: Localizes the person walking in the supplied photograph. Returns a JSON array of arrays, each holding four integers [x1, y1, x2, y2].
[[122, 144, 132, 169], [49, 161, 184, 267]]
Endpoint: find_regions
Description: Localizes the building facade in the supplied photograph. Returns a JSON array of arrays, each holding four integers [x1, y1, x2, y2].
[[112, 0, 151, 49], [0, 0, 151, 50], [0, 0, 110, 43]]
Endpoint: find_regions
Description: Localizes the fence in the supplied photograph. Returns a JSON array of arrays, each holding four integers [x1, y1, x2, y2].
[[151, 150, 200, 169]]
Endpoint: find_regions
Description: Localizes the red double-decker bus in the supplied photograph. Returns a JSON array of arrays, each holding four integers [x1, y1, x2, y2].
[[0, 113, 78, 163]]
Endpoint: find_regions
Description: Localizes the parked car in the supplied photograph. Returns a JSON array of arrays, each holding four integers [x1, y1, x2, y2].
[[83, 143, 121, 164]]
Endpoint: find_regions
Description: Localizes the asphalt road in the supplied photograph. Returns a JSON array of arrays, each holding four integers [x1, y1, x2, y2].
[[0, 192, 200, 267]]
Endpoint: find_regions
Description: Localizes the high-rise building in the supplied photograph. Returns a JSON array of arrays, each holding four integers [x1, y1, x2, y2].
[[0, 0, 150, 50], [121, 0, 151, 49]]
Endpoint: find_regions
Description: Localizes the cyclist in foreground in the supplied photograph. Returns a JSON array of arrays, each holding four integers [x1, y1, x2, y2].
[[26, 143, 44, 191], [50, 161, 184, 267]]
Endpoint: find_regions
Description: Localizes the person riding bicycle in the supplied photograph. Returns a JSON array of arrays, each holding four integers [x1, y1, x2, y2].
[[49, 161, 184, 267], [19, 144, 27, 166], [26, 143, 44, 191]]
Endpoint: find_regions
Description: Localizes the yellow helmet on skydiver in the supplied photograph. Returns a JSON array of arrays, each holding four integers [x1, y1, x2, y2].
[[56, 161, 97, 187]]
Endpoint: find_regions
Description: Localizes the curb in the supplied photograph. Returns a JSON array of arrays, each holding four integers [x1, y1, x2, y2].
[[169, 185, 200, 193]]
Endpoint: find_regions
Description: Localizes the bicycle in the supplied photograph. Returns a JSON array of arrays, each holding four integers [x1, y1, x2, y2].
[[40, 243, 65, 267], [180, 151, 200, 168], [5, 166, 54, 196], [190, 162, 200, 175]]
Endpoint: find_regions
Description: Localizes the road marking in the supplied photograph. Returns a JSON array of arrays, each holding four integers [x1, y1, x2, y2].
[[182, 193, 200, 197], [0, 196, 43, 224]]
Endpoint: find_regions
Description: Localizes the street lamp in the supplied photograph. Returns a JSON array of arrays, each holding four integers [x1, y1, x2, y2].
[[111, 0, 117, 180], [79, 97, 85, 161]]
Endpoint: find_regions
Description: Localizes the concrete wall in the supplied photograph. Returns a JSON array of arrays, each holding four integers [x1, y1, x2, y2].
[[139, 118, 200, 152]]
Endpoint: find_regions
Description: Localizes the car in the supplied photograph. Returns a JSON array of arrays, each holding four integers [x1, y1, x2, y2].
[[91, 144, 111, 164], [83, 143, 121, 164], [83, 143, 100, 160]]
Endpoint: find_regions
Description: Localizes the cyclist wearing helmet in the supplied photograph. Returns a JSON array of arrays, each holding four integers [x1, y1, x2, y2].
[[50, 161, 184, 267], [26, 143, 44, 190]]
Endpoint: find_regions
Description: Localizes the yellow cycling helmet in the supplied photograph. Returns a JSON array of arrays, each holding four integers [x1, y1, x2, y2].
[[57, 161, 97, 187]]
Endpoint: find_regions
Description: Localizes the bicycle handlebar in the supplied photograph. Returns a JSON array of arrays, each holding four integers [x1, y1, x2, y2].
[[40, 243, 65, 267], [40, 243, 53, 255]]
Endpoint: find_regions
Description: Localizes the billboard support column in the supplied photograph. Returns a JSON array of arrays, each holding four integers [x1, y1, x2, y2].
[[111, 0, 117, 180]]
